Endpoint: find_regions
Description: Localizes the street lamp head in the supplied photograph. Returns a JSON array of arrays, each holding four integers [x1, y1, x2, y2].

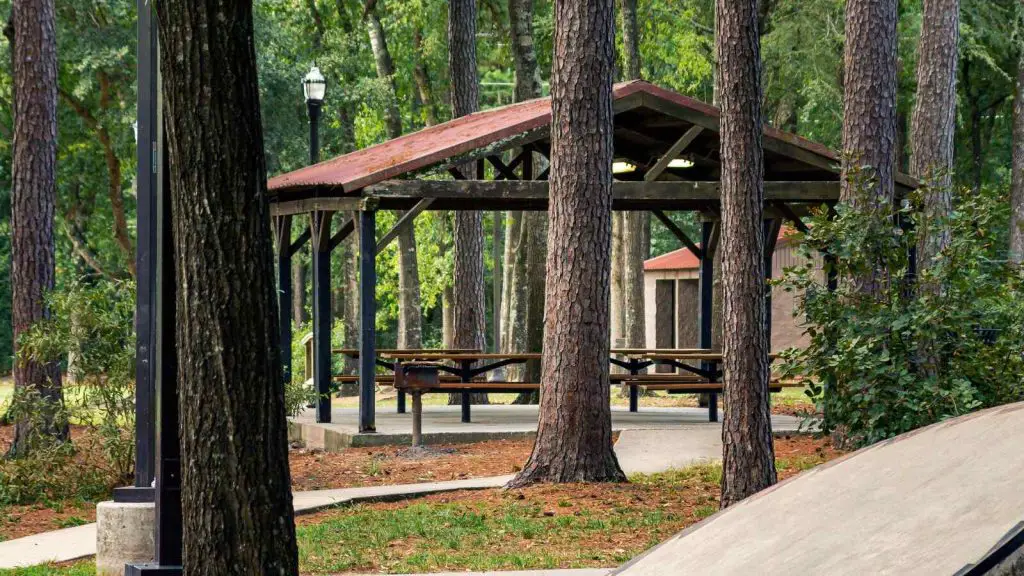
[[303, 65, 326, 103]]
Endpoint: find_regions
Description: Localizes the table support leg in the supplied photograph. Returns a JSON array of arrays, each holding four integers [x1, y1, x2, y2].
[[708, 392, 719, 423], [461, 392, 471, 423], [397, 390, 406, 414], [628, 363, 639, 413]]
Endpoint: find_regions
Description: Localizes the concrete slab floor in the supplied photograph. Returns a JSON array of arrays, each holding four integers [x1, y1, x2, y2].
[[289, 405, 804, 449]]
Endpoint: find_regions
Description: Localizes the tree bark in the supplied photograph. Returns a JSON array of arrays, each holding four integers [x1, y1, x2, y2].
[[618, 0, 647, 377], [619, 0, 640, 80], [1012, 52, 1024, 264], [715, 0, 776, 508], [412, 27, 439, 127], [506, 0, 545, 396], [8, 0, 66, 457], [841, 0, 898, 206], [156, 0, 299, 572], [365, 1, 422, 350], [292, 258, 307, 325], [508, 0, 625, 487], [449, 0, 488, 403], [910, 0, 959, 270]]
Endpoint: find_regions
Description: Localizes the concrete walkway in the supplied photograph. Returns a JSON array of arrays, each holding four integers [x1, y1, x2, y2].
[[291, 405, 802, 449], [0, 419, 745, 569], [614, 427, 722, 475], [344, 565, 610, 569], [343, 571, 611, 576], [613, 402, 1024, 575], [0, 476, 512, 569]]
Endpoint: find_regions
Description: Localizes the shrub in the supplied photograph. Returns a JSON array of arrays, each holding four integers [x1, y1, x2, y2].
[[1, 279, 136, 505], [778, 184, 1024, 447]]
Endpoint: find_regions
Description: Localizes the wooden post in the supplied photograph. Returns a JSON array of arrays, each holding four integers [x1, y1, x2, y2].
[[359, 209, 377, 433], [311, 211, 334, 424], [274, 215, 293, 391]]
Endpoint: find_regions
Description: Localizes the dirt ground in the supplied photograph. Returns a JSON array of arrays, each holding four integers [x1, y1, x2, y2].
[[0, 428, 835, 543]]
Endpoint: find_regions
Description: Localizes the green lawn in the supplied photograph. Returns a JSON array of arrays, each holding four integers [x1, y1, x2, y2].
[[0, 561, 94, 576], [0, 377, 12, 408]]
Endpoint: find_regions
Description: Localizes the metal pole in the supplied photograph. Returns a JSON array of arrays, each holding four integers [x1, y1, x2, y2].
[[307, 100, 321, 165], [411, 392, 422, 447], [699, 221, 718, 423], [118, 0, 158, 502], [358, 210, 377, 433]]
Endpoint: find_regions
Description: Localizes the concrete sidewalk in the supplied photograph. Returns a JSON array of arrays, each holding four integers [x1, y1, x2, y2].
[[343, 571, 611, 576], [290, 405, 803, 449], [0, 475, 512, 569], [613, 402, 1024, 575]]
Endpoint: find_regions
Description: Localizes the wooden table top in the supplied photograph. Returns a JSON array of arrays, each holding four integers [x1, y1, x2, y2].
[[636, 352, 782, 361], [332, 348, 482, 357], [380, 352, 543, 361]]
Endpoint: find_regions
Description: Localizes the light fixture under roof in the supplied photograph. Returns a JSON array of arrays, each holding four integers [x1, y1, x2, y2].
[[668, 158, 695, 169], [612, 161, 637, 174]]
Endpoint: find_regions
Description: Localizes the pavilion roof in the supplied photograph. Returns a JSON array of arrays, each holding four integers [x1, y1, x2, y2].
[[267, 80, 885, 197]]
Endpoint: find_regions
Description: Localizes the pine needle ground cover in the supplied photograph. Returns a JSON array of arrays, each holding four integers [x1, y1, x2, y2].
[[295, 436, 840, 574]]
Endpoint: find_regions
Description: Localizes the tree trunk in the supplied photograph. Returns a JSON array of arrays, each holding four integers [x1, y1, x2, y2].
[[341, 220, 360, 383], [292, 258, 307, 325], [8, 0, 67, 457], [449, 0, 488, 404], [715, 0, 776, 508], [910, 0, 959, 270], [507, 0, 545, 397], [1012, 52, 1024, 264], [412, 27, 439, 127], [621, 213, 648, 350], [610, 213, 625, 351], [365, 1, 422, 350], [619, 0, 640, 80], [841, 0, 898, 206], [156, 0, 299, 572], [618, 0, 646, 388], [508, 0, 625, 487]]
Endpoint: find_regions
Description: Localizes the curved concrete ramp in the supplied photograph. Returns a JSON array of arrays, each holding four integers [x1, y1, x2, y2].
[[613, 403, 1024, 576]]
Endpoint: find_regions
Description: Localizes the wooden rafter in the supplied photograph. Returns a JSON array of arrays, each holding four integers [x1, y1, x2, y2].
[[375, 198, 435, 255], [651, 210, 702, 259], [644, 126, 704, 182]]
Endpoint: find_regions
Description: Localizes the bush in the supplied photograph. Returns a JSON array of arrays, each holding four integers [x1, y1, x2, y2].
[[1, 279, 136, 505], [778, 184, 1024, 447]]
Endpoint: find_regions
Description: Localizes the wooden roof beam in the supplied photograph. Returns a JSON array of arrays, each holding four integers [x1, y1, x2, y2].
[[644, 126, 705, 182]]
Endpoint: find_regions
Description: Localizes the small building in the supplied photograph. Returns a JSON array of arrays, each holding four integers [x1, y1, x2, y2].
[[642, 228, 822, 353]]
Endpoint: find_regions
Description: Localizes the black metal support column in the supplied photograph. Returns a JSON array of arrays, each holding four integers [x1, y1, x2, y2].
[[311, 211, 334, 424], [275, 216, 293, 388], [628, 363, 640, 413], [763, 219, 781, 349], [127, 107, 183, 575], [359, 209, 377, 433], [116, 0, 158, 504], [699, 221, 718, 423]]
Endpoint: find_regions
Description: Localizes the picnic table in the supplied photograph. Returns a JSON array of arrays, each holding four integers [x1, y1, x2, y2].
[[330, 348, 796, 438]]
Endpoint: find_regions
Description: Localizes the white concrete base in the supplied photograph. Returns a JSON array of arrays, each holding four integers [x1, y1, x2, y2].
[[95, 501, 155, 575]]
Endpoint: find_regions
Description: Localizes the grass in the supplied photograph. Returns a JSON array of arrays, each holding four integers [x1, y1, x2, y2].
[[297, 465, 725, 574], [0, 561, 94, 576], [0, 454, 838, 576]]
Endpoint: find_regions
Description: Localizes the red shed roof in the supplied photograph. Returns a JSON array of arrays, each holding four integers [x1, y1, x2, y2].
[[268, 80, 843, 195], [644, 227, 799, 271]]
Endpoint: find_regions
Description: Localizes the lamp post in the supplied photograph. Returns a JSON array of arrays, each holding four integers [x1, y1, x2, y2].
[[303, 65, 326, 164]]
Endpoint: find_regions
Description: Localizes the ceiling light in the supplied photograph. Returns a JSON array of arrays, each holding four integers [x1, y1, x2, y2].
[[668, 158, 695, 169], [613, 161, 637, 174]]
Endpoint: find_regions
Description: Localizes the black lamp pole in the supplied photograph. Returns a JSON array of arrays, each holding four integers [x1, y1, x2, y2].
[[307, 99, 322, 165]]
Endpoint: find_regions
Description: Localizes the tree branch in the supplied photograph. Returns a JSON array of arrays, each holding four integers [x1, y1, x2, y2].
[[59, 77, 136, 277]]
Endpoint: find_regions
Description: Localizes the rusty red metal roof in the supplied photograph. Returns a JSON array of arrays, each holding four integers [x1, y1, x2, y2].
[[644, 226, 799, 271], [268, 80, 841, 195]]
